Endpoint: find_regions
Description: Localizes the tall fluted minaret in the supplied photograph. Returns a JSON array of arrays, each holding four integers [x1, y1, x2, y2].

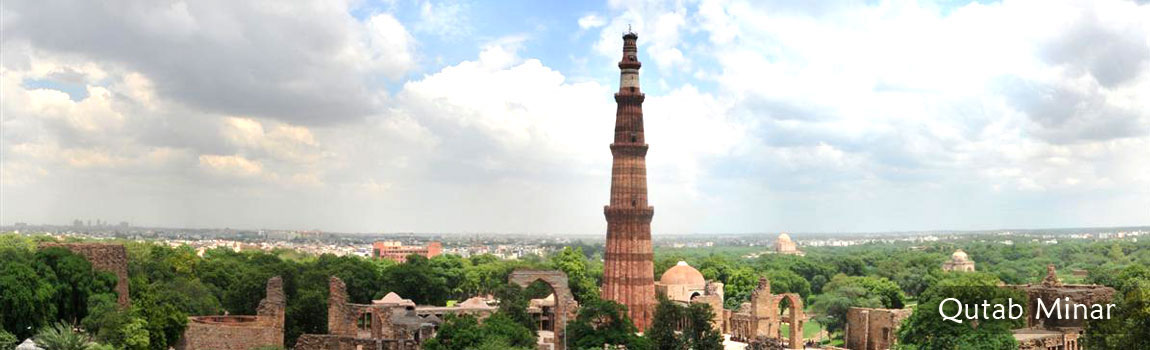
[[602, 30, 655, 331]]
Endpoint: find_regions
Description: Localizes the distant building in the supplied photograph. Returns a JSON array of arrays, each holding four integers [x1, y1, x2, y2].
[[372, 241, 442, 263], [775, 233, 804, 256], [942, 249, 975, 272]]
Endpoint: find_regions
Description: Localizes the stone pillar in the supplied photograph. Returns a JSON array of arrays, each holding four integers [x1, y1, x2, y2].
[[602, 30, 656, 332], [328, 276, 355, 337]]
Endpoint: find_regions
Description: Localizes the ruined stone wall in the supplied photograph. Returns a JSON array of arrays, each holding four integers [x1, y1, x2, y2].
[[258, 276, 287, 330], [693, 294, 724, 332], [1005, 266, 1115, 329], [844, 307, 911, 350], [328, 276, 357, 337], [176, 320, 282, 350], [509, 270, 577, 350], [292, 334, 417, 350], [749, 277, 775, 337], [174, 277, 285, 350], [39, 243, 130, 307]]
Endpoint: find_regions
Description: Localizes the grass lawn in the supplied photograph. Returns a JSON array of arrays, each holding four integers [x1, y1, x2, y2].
[[779, 319, 823, 339]]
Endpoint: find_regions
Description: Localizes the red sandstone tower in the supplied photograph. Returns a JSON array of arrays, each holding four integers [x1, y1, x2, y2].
[[602, 30, 656, 331]]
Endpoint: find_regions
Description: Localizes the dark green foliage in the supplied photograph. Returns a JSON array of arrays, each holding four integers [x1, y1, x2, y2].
[[478, 313, 536, 348], [380, 255, 451, 305], [647, 297, 684, 350], [0, 329, 18, 350], [550, 247, 602, 303], [81, 293, 150, 350], [685, 303, 724, 350], [421, 313, 534, 350], [34, 322, 98, 350], [0, 247, 58, 339], [896, 273, 1023, 350], [647, 296, 723, 350], [493, 283, 534, 331], [284, 288, 327, 346], [1082, 264, 1150, 349], [567, 298, 649, 350]]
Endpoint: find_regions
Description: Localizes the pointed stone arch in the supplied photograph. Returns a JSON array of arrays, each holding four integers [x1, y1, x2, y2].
[[772, 293, 804, 349], [508, 269, 578, 350]]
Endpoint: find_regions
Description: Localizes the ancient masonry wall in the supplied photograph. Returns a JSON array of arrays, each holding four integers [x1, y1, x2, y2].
[[39, 243, 131, 307], [844, 307, 912, 350], [293, 334, 417, 350], [174, 276, 285, 350], [177, 320, 283, 350]]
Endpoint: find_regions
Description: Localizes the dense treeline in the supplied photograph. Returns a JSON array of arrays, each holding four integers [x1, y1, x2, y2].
[[2, 233, 1147, 350], [0, 234, 605, 349]]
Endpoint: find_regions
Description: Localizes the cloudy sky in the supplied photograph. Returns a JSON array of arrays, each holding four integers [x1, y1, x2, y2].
[[2, 0, 1148, 234]]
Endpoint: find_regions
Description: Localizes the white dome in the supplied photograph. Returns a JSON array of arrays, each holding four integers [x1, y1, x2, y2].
[[952, 249, 969, 261]]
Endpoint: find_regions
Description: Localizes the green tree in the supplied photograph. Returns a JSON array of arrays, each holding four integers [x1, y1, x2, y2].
[[1082, 264, 1150, 349], [684, 303, 724, 350], [493, 283, 533, 332], [34, 322, 99, 350], [380, 255, 450, 305], [0, 329, 18, 350], [81, 294, 150, 350], [0, 248, 57, 339], [566, 299, 649, 350], [479, 313, 535, 349], [422, 313, 534, 350], [647, 297, 723, 350], [810, 274, 904, 335], [896, 273, 1022, 350], [550, 247, 601, 303], [647, 297, 685, 350]]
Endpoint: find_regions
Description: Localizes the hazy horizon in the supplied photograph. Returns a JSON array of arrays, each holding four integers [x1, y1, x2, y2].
[[3, 0, 1148, 234]]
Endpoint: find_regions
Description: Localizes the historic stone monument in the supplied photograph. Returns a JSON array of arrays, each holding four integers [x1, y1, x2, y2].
[[175, 276, 285, 350], [843, 307, 912, 350], [941, 249, 975, 272], [601, 29, 657, 332], [774, 233, 803, 256], [508, 269, 579, 350], [38, 243, 131, 307], [728, 278, 807, 349], [655, 261, 726, 332]]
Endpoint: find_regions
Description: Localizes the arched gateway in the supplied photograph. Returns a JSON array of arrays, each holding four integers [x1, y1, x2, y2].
[[728, 278, 807, 349], [508, 269, 579, 350]]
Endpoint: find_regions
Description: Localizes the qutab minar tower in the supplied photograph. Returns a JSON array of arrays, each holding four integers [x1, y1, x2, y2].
[[602, 30, 656, 331]]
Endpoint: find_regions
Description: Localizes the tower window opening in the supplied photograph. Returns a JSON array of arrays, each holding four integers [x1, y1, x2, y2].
[[631, 200, 636, 207], [630, 87, 636, 93], [631, 135, 637, 142]]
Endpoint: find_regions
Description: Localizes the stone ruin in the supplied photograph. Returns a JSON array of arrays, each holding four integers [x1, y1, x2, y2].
[[38, 243, 131, 307], [1005, 264, 1115, 330], [174, 276, 285, 350], [1003, 265, 1114, 350], [296, 270, 578, 350], [508, 269, 579, 350], [843, 307, 912, 350], [297, 275, 500, 350], [727, 277, 806, 349]]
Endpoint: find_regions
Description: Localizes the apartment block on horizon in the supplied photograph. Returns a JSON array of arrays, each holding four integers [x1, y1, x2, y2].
[[372, 240, 442, 263]]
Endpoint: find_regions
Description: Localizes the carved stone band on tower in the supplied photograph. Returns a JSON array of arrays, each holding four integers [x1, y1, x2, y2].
[[601, 30, 656, 332]]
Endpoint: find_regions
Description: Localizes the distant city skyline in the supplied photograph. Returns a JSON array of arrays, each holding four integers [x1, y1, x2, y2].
[[2, 0, 1148, 234]]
